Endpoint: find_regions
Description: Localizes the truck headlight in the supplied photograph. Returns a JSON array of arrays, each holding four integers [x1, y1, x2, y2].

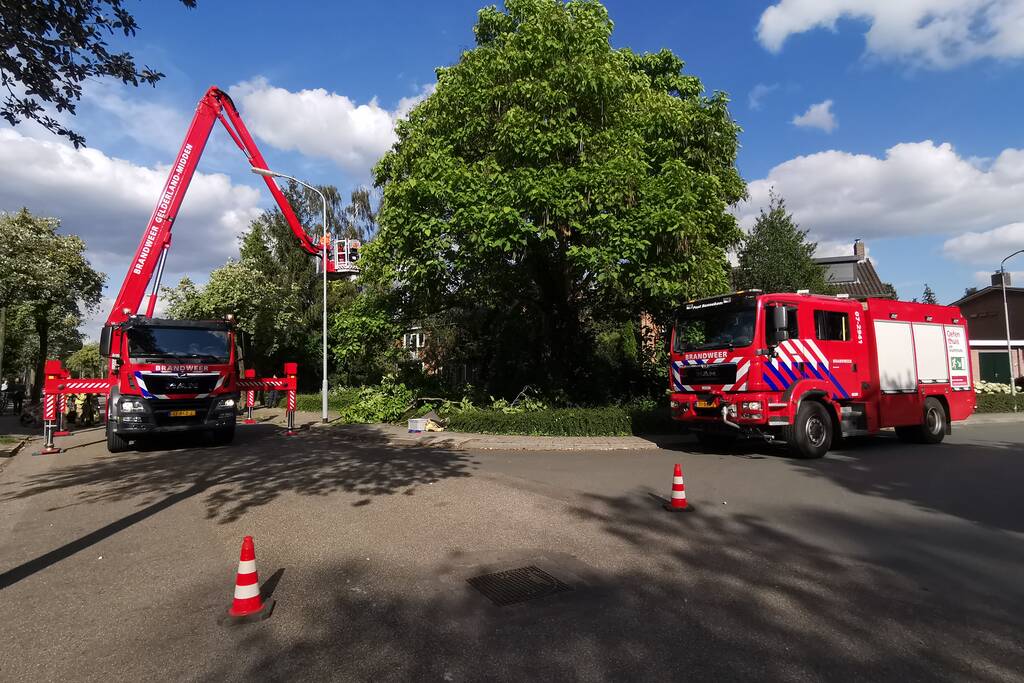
[[743, 401, 763, 411], [120, 398, 145, 413], [214, 397, 236, 410]]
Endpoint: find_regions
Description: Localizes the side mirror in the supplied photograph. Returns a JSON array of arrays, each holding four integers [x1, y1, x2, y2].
[[238, 332, 250, 362], [770, 307, 789, 344], [99, 325, 113, 357]]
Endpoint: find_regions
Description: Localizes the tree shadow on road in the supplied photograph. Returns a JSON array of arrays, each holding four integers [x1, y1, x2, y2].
[[1, 425, 474, 524], [184, 492, 1024, 682], [790, 432, 1024, 533]]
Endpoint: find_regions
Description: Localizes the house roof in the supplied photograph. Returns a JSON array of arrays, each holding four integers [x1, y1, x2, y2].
[[813, 256, 893, 300], [951, 285, 1024, 307]]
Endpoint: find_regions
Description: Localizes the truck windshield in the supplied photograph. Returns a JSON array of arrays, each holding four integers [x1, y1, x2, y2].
[[673, 299, 757, 352], [127, 327, 230, 363]]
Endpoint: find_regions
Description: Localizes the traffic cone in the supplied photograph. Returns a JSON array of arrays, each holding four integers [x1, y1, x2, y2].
[[226, 536, 274, 623], [664, 463, 695, 512]]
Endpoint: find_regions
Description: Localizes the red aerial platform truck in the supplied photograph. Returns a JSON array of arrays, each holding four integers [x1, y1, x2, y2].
[[669, 291, 976, 458], [41, 87, 356, 454]]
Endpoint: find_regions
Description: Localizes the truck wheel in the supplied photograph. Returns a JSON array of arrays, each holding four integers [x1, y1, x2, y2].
[[106, 422, 129, 453], [787, 400, 832, 459], [918, 397, 946, 444]]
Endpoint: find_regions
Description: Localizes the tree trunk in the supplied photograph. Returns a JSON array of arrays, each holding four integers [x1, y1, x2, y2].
[[0, 306, 6, 385], [31, 310, 49, 403]]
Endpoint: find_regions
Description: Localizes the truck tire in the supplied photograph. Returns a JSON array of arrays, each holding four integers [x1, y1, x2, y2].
[[918, 397, 947, 445], [787, 400, 832, 459], [106, 421, 129, 453]]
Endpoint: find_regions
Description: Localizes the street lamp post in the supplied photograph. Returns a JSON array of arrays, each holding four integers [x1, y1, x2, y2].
[[999, 249, 1024, 412], [252, 166, 330, 423]]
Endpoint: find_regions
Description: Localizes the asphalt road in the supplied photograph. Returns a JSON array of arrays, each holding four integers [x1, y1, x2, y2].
[[0, 421, 1021, 682]]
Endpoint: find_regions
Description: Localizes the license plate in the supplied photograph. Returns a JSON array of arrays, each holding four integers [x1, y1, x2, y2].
[[695, 400, 717, 409], [170, 409, 196, 417]]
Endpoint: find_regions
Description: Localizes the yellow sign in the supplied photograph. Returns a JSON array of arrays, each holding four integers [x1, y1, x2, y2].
[[169, 409, 196, 417]]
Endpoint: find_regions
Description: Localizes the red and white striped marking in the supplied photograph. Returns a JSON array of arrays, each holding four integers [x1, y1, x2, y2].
[[286, 390, 296, 412], [62, 380, 112, 392], [667, 463, 689, 511], [228, 536, 265, 617], [43, 393, 57, 421]]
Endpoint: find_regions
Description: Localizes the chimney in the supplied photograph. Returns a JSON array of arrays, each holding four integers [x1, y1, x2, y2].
[[992, 270, 1011, 287], [853, 239, 865, 259]]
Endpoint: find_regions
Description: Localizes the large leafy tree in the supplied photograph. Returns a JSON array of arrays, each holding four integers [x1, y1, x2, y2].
[[166, 182, 369, 386], [734, 193, 832, 295], [370, 0, 744, 396], [0, 209, 104, 398], [0, 0, 197, 147]]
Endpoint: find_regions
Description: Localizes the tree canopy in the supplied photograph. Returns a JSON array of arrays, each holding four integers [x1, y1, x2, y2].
[[733, 193, 832, 295], [0, 209, 104, 396], [165, 183, 370, 385], [368, 0, 744, 397], [921, 283, 938, 305], [0, 0, 196, 147]]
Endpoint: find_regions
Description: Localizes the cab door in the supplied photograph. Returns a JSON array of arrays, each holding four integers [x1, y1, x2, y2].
[[798, 303, 867, 401]]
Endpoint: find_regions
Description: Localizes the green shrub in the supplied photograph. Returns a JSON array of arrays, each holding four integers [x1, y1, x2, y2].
[[444, 406, 677, 437], [294, 387, 361, 413], [337, 378, 414, 423], [975, 393, 1024, 413]]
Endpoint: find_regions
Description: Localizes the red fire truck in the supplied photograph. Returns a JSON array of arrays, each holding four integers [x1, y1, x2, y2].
[[42, 86, 353, 454], [669, 291, 975, 458]]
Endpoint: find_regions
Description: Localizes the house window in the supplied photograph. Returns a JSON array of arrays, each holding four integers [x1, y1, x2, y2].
[[814, 310, 850, 341]]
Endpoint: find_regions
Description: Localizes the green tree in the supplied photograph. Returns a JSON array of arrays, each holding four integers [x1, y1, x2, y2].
[[0, 209, 104, 399], [734, 193, 832, 295], [66, 342, 102, 377], [369, 0, 744, 396], [921, 283, 938, 305], [163, 262, 291, 375], [0, 0, 197, 147], [167, 182, 367, 385]]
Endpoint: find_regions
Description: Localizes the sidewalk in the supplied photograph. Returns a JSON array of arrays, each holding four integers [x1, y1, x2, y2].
[[328, 422, 691, 451], [236, 407, 686, 451]]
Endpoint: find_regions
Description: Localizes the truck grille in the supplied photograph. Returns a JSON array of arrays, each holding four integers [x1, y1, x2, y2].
[[680, 363, 737, 385], [139, 373, 220, 395], [151, 399, 212, 426]]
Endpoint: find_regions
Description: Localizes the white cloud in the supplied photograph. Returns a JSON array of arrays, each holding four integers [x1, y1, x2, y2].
[[80, 82, 191, 155], [792, 99, 837, 132], [228, 78, 434, 175], [748, 83, 779, 110], [757, 0, 1024, 69], [945, 223, 1024, 266], [737, 141, 1024, 267], [0, 127, 263, 302]]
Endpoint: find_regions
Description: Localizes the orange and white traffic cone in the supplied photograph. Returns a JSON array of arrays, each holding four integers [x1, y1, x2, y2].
[[664, 463, 695, 512], [226, 536, 274, 623]]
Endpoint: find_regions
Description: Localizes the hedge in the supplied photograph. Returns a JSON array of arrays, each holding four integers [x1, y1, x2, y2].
[[975, 394, 1024, 413], [444, 406, 676, 437], [294, 388, 361, 413]]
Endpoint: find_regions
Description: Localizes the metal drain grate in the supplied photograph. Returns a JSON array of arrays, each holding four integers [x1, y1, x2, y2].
[[467, 565, 572, 606]]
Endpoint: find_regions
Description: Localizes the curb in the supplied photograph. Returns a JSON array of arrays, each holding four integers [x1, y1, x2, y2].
[[328, 424, 690, 452], [0, 438, 29, 458], [957, 413, 1024, 425]]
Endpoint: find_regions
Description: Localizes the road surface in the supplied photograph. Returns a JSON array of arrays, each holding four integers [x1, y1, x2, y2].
[[0, 421, 1021, 681]]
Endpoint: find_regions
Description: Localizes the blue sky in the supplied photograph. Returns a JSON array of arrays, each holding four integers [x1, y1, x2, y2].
[[3, 0, 1024, 321]]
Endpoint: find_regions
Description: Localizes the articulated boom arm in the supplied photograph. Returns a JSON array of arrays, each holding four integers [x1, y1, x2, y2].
[[107, 86, 321, 326]]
